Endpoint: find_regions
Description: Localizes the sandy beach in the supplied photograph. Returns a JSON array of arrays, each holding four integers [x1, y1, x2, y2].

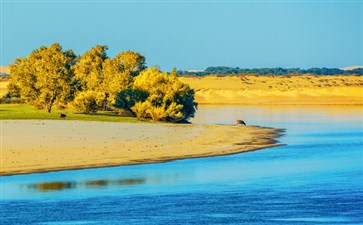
[[181, 75, 363, 105], [1, 120, 283, 176]]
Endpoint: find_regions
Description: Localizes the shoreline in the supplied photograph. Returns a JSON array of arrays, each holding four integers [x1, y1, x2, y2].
[[1, 120, 283, 176]]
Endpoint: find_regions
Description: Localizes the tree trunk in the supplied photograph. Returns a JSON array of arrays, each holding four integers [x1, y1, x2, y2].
[[45, 104, 52, 113], [45, 97, 56, 113], [45, 92, 57, 113]]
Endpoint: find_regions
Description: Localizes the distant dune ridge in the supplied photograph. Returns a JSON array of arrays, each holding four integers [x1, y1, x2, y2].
[[0, 66, 9, 74], [341, 65, 363, 71], [1, 64, 362, 104], [180, 75, 363, 105]]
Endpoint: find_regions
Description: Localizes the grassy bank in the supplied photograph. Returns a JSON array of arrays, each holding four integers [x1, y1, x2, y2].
[[0, 104, 140, 123]]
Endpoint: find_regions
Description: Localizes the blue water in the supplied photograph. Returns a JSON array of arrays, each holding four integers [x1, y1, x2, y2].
[[1, 106, 363, 225]]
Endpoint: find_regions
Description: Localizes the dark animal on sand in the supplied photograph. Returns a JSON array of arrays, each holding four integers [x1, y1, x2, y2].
[[236, 120, 246, 126], [60, 114, 67, 118]]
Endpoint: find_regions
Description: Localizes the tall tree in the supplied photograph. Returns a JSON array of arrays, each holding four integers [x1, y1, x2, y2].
[[8, 43, 76, 112], [116, 50, 146, 77], [102, 51, 146, 104], [73, 45, 108, 92], [73, 47, 146, 109]]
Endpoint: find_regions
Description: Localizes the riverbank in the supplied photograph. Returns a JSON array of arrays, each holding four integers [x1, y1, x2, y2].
[[180, 75, 363, 105], [1, 120, 283, 176]]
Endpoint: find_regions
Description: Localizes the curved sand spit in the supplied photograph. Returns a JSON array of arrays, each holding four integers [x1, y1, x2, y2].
[[1, 120, 283, 176]]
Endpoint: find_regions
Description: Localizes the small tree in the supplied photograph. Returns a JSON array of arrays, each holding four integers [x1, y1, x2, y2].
[[131, 67, 197, 122]]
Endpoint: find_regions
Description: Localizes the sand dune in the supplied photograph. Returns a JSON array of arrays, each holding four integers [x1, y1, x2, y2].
[[341, 65, 363, 71], [180, 75, 363, 105], [1, 120, 282, 176], [0, 66, 9, 74]]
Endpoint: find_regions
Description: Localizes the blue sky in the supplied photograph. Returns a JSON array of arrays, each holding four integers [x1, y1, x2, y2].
[[1, 0, 362, 71]]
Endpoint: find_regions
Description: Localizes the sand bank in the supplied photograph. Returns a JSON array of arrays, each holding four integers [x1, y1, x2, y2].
[[1, 120, 283, 176], [180, 75, 363, 105]]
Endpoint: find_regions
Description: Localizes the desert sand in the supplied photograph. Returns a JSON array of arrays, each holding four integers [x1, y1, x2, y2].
[[1, 120, 282, 176], [0, 66, 9, 74], [180, 75, 363, 105]]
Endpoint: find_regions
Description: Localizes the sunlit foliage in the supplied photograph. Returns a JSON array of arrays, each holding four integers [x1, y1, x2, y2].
[[8, 43, 197, 122], [129, 67, 197, 122], [73, 47, 146, 108], [72, 91, 105, 114], [73, 45, 108, 92], [8, 43, 76, 112]]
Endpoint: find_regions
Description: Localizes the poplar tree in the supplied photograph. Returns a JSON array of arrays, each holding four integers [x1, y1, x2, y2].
[[102, 50, 146, 103], [73, 47, 147, 110], [8, 43, 76, 112]]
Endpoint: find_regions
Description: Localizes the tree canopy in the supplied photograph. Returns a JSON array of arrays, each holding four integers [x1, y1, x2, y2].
[[114, 67, 197, 122], [8, 43, 198, 122], [8, 43, 76, 112], [72, 47, 147, 109]]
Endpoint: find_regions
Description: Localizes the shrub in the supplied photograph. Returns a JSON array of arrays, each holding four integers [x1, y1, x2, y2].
[[0, 98, 26, 104], [113, 88, 148, 113], [131, 101, 151, 119], [72, 91, 105, 113], [148, 106, 167, 122], [165, 102, 184, 122], [131, 67, 197, 122]]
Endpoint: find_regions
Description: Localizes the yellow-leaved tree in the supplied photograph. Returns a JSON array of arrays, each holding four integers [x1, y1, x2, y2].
[[73, 45, 108, 92], [73, 46, 146, 111], [8, 43, 76, 112], [115, 67, 197, 122], [72, 91, 106, 114], [102, 51, 146, 105]]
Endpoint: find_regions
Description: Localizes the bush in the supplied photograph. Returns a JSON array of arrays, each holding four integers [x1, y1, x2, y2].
[[131, 101, 151, 119], [148, 106, 167, 122], [72, 91, 105, 113], [165, 102, 184, 122], [0, 98, 26, 104], [130, 67, 197, 122], [113, 88, 148, 112]]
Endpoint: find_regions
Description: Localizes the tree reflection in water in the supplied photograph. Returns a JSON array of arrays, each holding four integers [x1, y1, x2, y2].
[[27, 178, 146, 192]]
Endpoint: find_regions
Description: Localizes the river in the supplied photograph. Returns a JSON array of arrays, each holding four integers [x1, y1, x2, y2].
[[1, 105, 362, 225]]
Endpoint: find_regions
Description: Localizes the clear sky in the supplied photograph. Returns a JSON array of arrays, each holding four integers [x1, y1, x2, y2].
[[1, 0, 362, 71]]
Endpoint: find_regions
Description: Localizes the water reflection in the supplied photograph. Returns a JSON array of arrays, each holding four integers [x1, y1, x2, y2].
[[2, 105, 362, 224], [26, 178, 146, 192], [27, 182, 76, 191]]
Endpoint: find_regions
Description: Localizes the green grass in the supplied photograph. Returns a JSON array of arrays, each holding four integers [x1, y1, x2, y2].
[[0, 104, 141, 123]]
